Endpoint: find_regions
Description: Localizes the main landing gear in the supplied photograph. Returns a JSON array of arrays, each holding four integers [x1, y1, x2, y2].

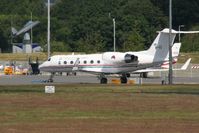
[[140, 72, 148, 78], [120, 74, 128, 84], [99, 73, 129, 84]]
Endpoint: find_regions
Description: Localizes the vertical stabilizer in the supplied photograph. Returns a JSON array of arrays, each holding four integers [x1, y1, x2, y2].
[[147, 28, 177, 62], [11, 27, 18, 36]]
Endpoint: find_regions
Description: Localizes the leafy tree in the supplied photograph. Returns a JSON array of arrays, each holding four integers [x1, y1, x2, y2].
[[182, 25, 199, 52], [52, 0, 166, 52], [123, 31, 145, 51], [50, 41, 70, 52], [151, 0, 199, 28], [0, 0, 198, 53]]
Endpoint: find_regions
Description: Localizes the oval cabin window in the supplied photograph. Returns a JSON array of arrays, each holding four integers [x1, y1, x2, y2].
[[90, 60, 94, 64]]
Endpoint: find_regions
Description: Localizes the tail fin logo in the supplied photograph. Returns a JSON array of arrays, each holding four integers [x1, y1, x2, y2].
[[111, 55, 116, 60]]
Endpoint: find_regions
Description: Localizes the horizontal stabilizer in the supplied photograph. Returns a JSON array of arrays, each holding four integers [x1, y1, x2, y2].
[[158, 28, 199, 34], [178, 31, 199, 34]]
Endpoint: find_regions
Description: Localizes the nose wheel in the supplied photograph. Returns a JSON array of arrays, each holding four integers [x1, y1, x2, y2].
[[44, 72, 55, 83], [47, 79, 53, 83]]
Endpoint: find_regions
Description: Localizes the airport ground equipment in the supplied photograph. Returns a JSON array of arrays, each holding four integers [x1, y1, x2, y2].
[[29, 57, 40, 75]]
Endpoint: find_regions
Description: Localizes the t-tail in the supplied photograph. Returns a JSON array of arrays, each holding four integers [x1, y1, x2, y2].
[[146, 28, 177, 62], [146, 28, 199, 63]]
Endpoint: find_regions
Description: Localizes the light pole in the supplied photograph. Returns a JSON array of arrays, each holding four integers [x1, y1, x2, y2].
[[168, 0, 173, 85], [31, 12, 33, 46], [47, 0, 51, 59], [178, 25, 185, 42], [113, 18, 116, 52]]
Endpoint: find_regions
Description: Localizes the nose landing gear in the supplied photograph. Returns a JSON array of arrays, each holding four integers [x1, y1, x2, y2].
[[44, 72, 55, 83]]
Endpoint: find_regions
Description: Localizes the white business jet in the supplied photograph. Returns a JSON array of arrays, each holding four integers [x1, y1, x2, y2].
[[39, 28, 198, 83]]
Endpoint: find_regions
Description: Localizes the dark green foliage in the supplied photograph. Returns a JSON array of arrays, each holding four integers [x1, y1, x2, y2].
[[181, 25, 199, 52], [51, 0, 166, 52], [151, 0, 199, 28], [0, 0, 198, 52]]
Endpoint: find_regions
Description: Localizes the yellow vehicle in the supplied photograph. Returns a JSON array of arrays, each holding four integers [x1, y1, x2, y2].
[[4, 66, 13, 75]]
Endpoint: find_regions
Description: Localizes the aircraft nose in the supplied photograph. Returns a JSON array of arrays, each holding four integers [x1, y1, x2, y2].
[[39, 62, 45, 71], [39, 61, 51, 72]]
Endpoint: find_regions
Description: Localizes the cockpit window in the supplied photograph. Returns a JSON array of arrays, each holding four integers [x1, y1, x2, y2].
[[48, 58, 51, 61]]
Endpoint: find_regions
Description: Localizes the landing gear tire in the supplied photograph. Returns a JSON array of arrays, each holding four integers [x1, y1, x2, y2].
[[45, 72, 55, 83], [120, 76, 127, 84], [74, 72, 77, 76], [100, 78, 108, 84], [48, 79, 53, 83], [126, 73, 131, 78], [141, 72, 148, 78]]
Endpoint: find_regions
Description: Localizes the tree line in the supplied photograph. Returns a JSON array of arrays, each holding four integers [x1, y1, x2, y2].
[[0, 0, 198, 53]]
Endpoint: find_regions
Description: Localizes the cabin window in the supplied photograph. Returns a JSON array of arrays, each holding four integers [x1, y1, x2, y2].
[[90, 60, 94, 64], [84, 60, 87, 64], [48, 58, 51, 61], [70, 61, 73, 64], [64, 61, 67, 64], [97, 60, 100, 64]]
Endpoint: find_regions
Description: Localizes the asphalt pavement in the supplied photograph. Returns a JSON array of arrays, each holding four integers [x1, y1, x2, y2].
[[0, 74, 198, 85]]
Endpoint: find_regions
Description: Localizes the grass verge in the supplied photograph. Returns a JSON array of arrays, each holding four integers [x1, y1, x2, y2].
[[0, 84, 199, 133]]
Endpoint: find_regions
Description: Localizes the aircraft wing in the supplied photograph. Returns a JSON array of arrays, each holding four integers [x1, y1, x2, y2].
[[134, 58, 191, 73], [15, 21, 40, 36]]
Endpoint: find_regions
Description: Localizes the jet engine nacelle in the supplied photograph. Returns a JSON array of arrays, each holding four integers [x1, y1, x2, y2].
[[124, 54, 138, 63], [102, 52, 138, 63]]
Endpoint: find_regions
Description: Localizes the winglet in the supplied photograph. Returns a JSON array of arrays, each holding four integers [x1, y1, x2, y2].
[[11, 27, 18, 36], [180, 58, 191, 70]]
